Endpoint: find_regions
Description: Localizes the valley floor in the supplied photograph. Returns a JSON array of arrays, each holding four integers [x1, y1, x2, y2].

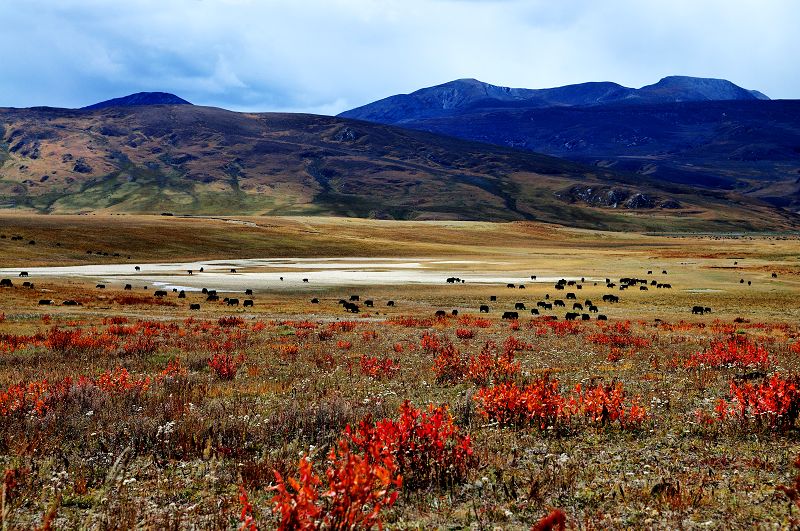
[[0, 214, 799, 529]]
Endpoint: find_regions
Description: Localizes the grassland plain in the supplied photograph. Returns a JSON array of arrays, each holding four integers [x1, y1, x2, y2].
[[0, 214, 799, 529]]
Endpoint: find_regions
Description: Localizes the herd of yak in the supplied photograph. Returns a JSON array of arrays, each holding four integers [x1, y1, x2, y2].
[[0, 265, 747, 320]]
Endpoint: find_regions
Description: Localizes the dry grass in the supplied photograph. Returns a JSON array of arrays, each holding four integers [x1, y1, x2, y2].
[[0, 216, 799, 529]]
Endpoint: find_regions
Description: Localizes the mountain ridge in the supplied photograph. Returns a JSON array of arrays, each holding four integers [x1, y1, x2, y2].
[[339, 76, 769, 124]]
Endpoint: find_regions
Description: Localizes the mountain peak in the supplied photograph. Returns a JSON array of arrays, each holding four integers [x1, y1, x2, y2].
[[637, 76, 768, 102], [82, 92, 191, 110], [340, 75, 769, 123]]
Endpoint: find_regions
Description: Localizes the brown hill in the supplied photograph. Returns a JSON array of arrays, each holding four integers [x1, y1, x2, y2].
[[0, 104, 796, 231]]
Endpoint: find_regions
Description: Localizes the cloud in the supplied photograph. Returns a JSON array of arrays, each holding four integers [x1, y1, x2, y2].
[[0, 0, 797, 112]]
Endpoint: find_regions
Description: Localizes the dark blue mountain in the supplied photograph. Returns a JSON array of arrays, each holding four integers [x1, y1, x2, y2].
[[338, 77, 800, 211], [340, 76, 767, 124], [82, 92, 191, 110]]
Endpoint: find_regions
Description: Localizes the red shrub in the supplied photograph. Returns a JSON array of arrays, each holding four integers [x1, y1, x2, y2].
[[271, 441, 401, 531], [347, 401, 476, 490], [475, 378, 565, 429], [94, 367, 151, 395], [219, 316, 246, 328], [239, 486, 257, 531], [467, 341, 519, 386], [713, 373, 800, 430], [359, 355, 400, 379], [685, 336, 771, 369], [532, 509, 566, 531], [208, 353, 244, 380], [567, 382, 647, 428], [433, 343, 467, 384], [455, 328, 475, 340]]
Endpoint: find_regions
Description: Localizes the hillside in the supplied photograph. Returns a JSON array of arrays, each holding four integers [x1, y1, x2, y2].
[[0, 103, 796, 231], [340, 78, 800, 211]]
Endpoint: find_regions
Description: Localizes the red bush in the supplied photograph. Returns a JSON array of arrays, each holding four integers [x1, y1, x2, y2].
[[208, 352, 244, 380], [271, 441, 401, 530], [359, 355, 400, 379], [347, 400, 477, 490], [685, 336, 771, 369], [475, 378, 565, 429], [713, 373, 800, 430]]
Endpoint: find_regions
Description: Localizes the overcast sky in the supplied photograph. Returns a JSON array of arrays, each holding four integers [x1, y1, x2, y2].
[[1, 0, 797, 113]]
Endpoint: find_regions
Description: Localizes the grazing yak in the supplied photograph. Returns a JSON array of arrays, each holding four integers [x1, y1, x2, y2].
[[602, 294, 619, 303], [573, 303, 583, 310], [589, 305, 599, 313], [96, 284, 106, 289], [479, 305, 490, 313], [311, 298, 320, 304], [435, 310, 447, 318], [501, 311, 519, 320], [530, 308, 539, 315], [124, 284, 132, 290], [245, 289, 253, 295], [230, 269, 237, 273], [135, 266, 141, 271], [506, 283, 515, 289], [18, 272, 28, 277], [564, 312, 579, 321], [62, 300, 80, 306], [582, 314, 590, 321], [597, 315, 608, 321], [38, 299, 53, 305], [451, 310, 459, 316], [0, 279, 13, 287], [227, 298, 240, 306], [349, 295, 360, 301], [343, 302, 359, 313], [207, 295, 219, 302], [566, 293, 576, 300], [243, 300, 254, 307], [490, 295, 497, 301], [190, 304, 201, 310], [386, 301, 395, 307], [178, 291, 186, 299], [154, 290, 168, 298], [553, 300, 565, 307], [514, 302, 526, 310], [692, 306, 707, 314], [364, 300, 374, 307], [303, 278, 309, 283]]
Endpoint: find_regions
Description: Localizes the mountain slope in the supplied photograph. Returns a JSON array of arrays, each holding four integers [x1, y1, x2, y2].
[[0, 104, 796, 231], [340, 79, 800, 211], [82, 92, 191, 110]]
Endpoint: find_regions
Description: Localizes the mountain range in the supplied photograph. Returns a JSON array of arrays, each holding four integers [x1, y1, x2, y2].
[[0, 75, 798, 231], [340, 77, 800, 211]]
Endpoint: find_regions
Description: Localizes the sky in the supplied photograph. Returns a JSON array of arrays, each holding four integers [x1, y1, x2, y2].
[[1, 0, 798, 114]]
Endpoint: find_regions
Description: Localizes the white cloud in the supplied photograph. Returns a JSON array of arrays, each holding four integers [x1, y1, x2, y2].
[[0, 0, 797, 112]]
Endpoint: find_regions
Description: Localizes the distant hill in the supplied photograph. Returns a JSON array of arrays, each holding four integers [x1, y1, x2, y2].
[[339, 77, 800, 211], [0, 104, 796, 231], [82, 92, 191, 110], [340, 76, 768, 123]]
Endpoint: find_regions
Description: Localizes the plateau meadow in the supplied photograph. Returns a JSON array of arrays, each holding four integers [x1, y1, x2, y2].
[[0, 213, 799, 529]]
